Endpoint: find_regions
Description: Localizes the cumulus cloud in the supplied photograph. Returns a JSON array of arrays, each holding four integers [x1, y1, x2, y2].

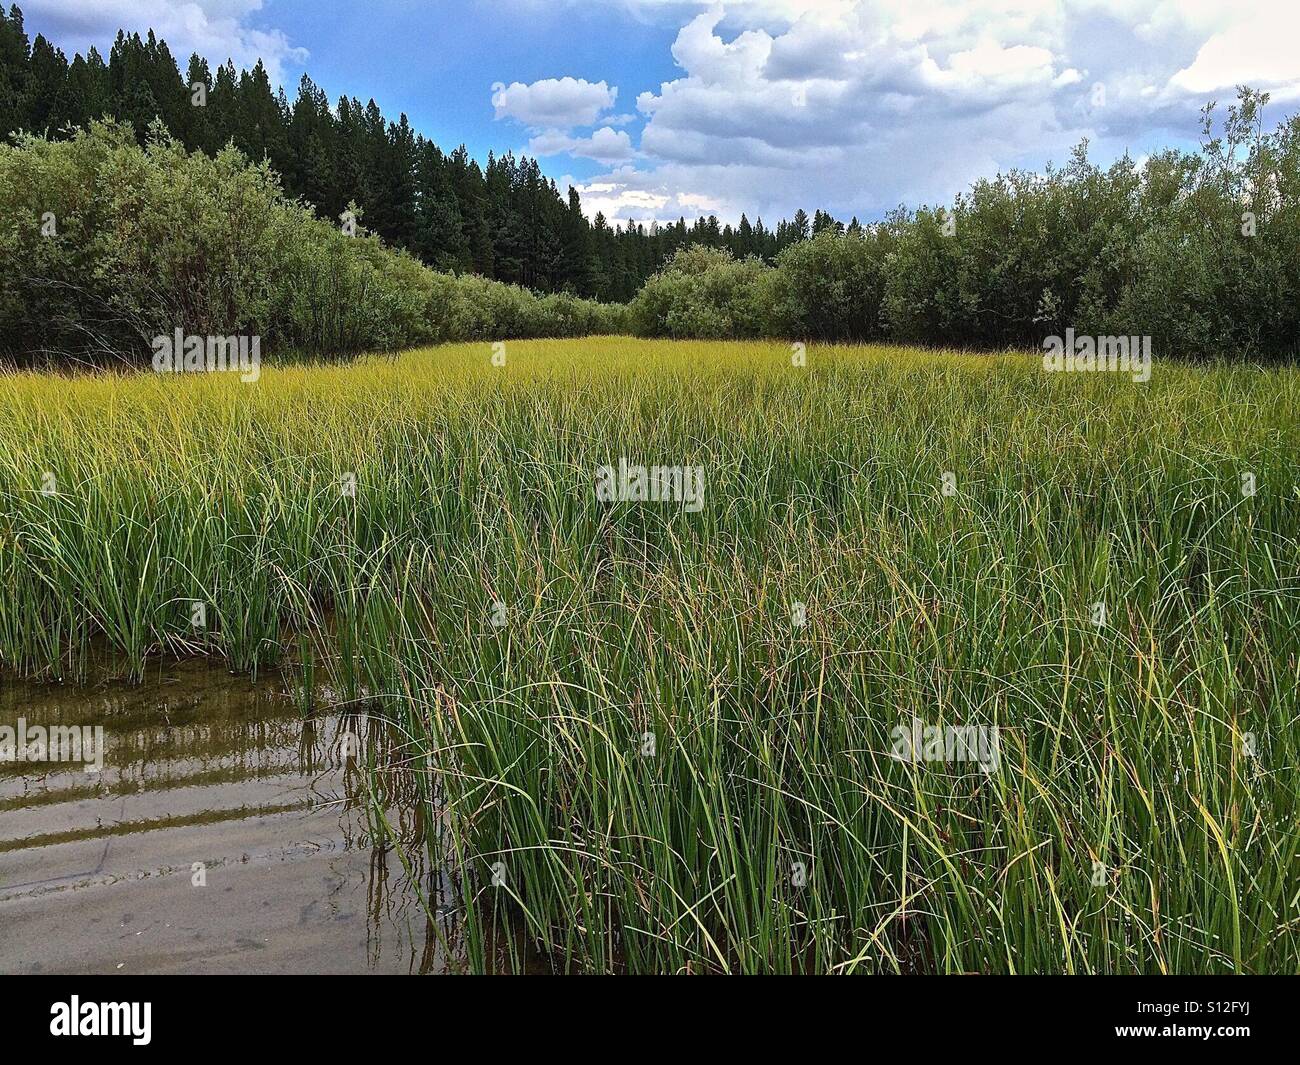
[[566, 1, 1300, 226], [40, 0, 1300, 226], [529, 126, 636, 163], [492, 76, 618, 127], [575, 173, 671, 223], [1168, 3, 1300, 99], [23, 0, 307, 83], [638, 8, 1076, 145]]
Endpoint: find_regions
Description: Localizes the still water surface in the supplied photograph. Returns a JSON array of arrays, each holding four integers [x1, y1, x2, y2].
[[0, 660, 460, 974]]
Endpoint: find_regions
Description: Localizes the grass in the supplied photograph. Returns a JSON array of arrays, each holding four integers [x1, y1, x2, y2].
[[2, 336, 1298, 973]]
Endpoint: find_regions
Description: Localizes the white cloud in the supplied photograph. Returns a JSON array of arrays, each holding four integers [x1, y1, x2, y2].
[[578, 182, 671, 225], [1168, 3, 1300, 98], [492, 76, 618, 127], [529, 126, 636, 163], [40, 0, 1300, 225], [564, 1, 1300, 225], [569, 165, 734, 227], [23, 0, 307, 84]]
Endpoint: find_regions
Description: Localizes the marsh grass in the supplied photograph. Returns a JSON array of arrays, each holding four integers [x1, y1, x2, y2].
[[1, 337, 1297, 972]]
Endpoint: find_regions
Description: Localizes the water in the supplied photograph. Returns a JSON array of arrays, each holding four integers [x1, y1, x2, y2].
[[0, 659, 461, 974]]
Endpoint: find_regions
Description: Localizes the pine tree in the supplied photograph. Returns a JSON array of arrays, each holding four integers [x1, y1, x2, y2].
[[183, 54, 213, 151], [0, 6, 32, 136], [0, 4, 874, 298], [26, 34, 68, 133]]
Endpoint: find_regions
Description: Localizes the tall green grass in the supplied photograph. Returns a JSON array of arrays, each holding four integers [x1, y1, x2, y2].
[[1, 338, 1297, 972]]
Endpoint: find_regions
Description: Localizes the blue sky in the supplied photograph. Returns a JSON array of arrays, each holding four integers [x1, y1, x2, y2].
[[254, 0, 683, 176], [22, 2, 1300, 227]]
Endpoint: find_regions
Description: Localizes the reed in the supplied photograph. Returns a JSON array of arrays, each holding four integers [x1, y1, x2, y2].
[[2, 338, 1296, 972]]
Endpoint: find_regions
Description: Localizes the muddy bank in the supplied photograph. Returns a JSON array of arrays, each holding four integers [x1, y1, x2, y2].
[[0, 660, 463, 974]]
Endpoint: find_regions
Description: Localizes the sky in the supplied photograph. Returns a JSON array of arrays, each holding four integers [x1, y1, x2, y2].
[[21, 1, 1300, 227]]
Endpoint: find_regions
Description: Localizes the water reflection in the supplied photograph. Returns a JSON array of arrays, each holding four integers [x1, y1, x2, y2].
[[0, 659, 463, 974]]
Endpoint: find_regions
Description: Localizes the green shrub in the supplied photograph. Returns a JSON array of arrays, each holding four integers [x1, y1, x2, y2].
[[630, 245, 770, 339], [767, 227, 894, 341], [628, 88, 1300, 360], [0, 120, 620, 367]]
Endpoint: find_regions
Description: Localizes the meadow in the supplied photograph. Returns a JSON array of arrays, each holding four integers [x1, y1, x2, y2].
[[1, 337, 1298, 973]]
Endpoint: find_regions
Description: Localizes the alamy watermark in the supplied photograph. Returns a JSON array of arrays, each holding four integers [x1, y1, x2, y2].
[[1043, 328, 1151, 383], [0, 718, 104, 773], [889, 717, 1000, 774], [594, 457, 705, 512], [50, 997, 150, 1045], [151, 329, 261, 383]]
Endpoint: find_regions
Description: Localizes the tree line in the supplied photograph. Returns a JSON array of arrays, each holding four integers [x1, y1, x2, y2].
[[0, 119, 627, 367], [631, 89, 1300, 360], [6, 5, 1296, 362], [0, 5, 836, 302]]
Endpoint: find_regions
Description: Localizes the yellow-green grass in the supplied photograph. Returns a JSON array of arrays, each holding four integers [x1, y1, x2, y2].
[[2, 337, 1298, 973]]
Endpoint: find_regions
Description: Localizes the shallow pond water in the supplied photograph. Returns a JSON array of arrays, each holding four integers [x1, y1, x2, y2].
[[0, 659, 463, 974]]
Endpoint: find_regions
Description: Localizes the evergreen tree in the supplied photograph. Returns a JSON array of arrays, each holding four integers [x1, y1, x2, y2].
[[0, 4, 867, 297], [791, 208, 811, 241], [0, 6, 32, 136], [26, 34, 70, 133]]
